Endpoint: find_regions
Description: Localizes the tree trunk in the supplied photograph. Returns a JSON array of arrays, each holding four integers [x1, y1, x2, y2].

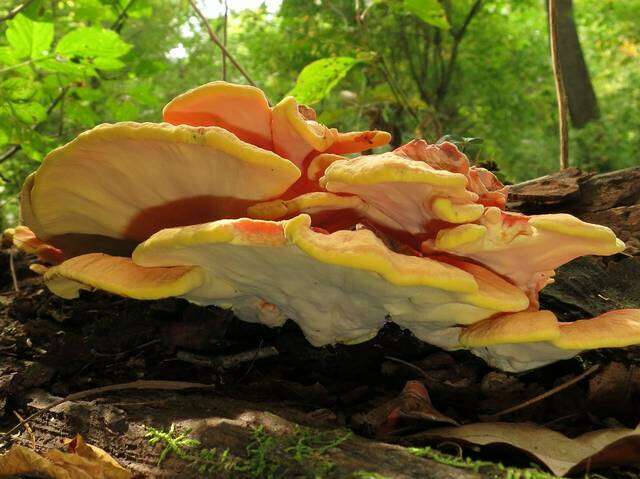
[[554, 0, 599, 128]]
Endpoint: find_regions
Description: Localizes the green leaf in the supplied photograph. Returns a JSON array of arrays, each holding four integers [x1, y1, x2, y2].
[[5, 13, 54, 59], [403, 0, 449, 29], [66, 102, 100, 125], [111, 101, 139, 121], [93, 57, 125, 71], [2, 78, 38, 101], [12, 102, 47, 125], [0, 47, 18, 65], [73, 0, 116, 22], [288, 57, 359, 105], [75, 87, 105, 101], [56, 27, 132, 59], [123, 0, 153, 19], [0, 128, 8, 147], [40, 58, 97, 77]]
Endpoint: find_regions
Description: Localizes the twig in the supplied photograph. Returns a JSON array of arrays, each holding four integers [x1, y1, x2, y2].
[[9, 251, 20, 293], [0, 87, 69, 165], [188, 0, 256, 86], [0, 145, 20, 165], [385, 355, 440, 384], [1, 380, 214, 439], [436, 0, 483, 103], [0, 0, 35, 23], [236, 339, 266, 383], [177, 345, 278, 371], [485, 364, 600, 420], [548, 0, 569, 170], [112, 0, 137, 32], [91, 338, 160, 359], [12, 411, 34, 449]]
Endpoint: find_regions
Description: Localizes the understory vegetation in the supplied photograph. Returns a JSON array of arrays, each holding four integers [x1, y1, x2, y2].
[[0, 0, 638, 228], [146, 423, 352, 478]]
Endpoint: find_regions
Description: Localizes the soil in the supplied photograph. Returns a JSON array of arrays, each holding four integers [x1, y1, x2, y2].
[[1, 166, 640, 478]]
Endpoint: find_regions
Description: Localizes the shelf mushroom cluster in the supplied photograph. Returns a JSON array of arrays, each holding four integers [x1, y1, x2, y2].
[[6, 81, 640, 372]]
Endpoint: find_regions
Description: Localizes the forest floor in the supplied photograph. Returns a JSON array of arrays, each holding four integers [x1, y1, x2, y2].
[[1, 167, 640, 479]]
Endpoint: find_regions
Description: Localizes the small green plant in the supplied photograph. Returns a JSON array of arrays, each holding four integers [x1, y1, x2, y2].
[[408, 446, 560, 479], [352, 472, 391, 479], [145, 424, 238, 475], [146, 423, 351, 478]]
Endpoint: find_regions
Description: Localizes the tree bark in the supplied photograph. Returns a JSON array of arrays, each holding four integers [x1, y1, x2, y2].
[[554, 0, 599, 128]]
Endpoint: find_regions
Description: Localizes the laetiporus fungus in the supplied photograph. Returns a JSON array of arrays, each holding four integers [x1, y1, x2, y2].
[[6, 81, 636, 372]]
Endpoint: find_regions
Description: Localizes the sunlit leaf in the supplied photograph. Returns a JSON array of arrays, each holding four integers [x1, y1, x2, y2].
[[289, 57, 359, 105], [0, 47, 18, 65], [0, 128, 9, 147], [67, 102, 100, 125], [124, 0, 153, 19], [403, 0, 449, 29], [2, 78, 38, 101], [12, 102, 47, 125], [56, 27, 132, 59], [93, 56, 125, 70], [74, 0, 116, 22], [74, 87, 105, 101], [109, 100, 139, 121], [5, 13, 54, 59], [40, 58, 97, 77]]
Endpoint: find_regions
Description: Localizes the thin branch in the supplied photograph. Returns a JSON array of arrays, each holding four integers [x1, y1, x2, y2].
[[0, 145, 20, 164], [453, 0, 483, 40], [356, 3, 419, 122], [2, 380, 214, 439], [548, 0, 569, 170], [0, 0, 35, 23], [112, 0, 138, 32], [9, 252, 20, 293], [188, 0, 256, 86], [378, 56, 420, 123], [0, 87, 68, 165], [436, 0, 483, 103], [485, 364, 599, 420]]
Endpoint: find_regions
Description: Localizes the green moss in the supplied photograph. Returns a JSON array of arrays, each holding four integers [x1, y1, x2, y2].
[[408, 446, 560, 479], [352, 472, 392, 479], [146, 423, 351, 478]]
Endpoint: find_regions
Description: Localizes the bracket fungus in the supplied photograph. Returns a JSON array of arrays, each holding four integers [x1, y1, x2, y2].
[[6, 81, 639, 372]]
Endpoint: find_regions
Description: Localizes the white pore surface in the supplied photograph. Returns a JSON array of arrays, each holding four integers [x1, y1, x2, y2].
[[134, 241, 504, 347], [470, 342, 580, 372]]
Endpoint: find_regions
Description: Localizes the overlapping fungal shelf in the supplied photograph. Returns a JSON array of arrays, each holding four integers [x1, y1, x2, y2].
[[6, 81, 639, 372]]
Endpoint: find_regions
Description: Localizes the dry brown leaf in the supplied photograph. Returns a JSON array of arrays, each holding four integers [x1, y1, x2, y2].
[[0, 434, 132, 479], [355, 380, 458, 437], [410, 421, 640, 476]]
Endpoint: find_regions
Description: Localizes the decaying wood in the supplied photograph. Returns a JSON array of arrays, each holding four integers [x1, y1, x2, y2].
[[508, 166, 640, 254], [7, 390, 482, 479], [508, 166, 640, 318]]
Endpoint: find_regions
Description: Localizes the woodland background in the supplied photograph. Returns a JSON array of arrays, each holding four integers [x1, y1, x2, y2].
[[0, 0, 638, 229]]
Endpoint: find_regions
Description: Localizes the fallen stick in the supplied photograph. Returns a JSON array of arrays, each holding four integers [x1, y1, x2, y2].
[[1, 380, 214, 439]]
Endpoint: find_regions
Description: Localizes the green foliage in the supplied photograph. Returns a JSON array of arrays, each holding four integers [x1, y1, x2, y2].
[[146, 423, 351, 478], [56, 27, 131, 64], [403, 0, 450, 29], [408, 446, 560, 479], [5, 14, 53, 60], [288, 57, 360, 105], [146, 424, 238, 475]]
